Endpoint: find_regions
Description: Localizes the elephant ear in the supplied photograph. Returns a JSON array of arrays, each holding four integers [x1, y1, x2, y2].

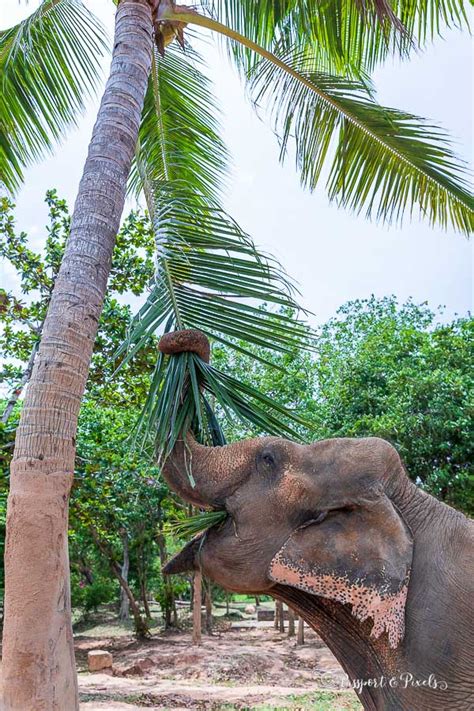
[[269, 497, 413, 648]]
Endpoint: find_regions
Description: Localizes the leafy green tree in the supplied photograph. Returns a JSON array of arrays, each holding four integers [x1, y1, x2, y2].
[[312, 297, 473, 513], [71, 402, 163, 636], [0, 191, 156, 418], [0, 194, 158, 623], [2, 0, 473, 705]]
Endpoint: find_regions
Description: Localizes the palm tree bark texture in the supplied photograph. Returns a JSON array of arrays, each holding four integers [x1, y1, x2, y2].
[[1, 1, 153, 709]]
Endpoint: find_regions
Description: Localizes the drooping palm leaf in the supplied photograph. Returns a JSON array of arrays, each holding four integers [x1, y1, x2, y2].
[[135, 348, 312, 469], [160, 10, 473, 233], [130, 44, 229, 202], [207, 0, 469, 75], [0, 0, 108, 193], [120, 43, 316, 454], [123, 42, 314, 365], [248, 50, 473, 232], [126, 43, 314, 361], [116, 180, 314, 373]]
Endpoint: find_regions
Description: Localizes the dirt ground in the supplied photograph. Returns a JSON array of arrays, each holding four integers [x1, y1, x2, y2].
[[76, 611, 361, 711]]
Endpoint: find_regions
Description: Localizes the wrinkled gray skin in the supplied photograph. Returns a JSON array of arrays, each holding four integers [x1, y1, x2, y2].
[[163, 434, 474, 711]]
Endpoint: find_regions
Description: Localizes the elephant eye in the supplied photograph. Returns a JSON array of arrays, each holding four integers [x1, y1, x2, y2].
[[261, 451, 275, 468]]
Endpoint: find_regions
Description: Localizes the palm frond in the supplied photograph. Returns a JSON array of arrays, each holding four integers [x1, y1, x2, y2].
[[159, 10, 472, 233], [117, 179, 314, 371], [207, 0, 469, 75], [118, 174, 316, 455], [129, 44, 228, 202], [0, 0, 108, 193], [136, 349, 312, 467], [249, 50, 473, 232]]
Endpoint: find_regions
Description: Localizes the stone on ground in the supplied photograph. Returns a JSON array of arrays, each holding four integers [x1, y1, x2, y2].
[[88, 650, 113, 672]]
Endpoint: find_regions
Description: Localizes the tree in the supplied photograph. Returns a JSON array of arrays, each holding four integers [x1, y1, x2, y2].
[[311, 297, 474, 513], [1, 0, 472, 708], [70, 401, 164, 637], [2, 0, 153, 686], [0, 191, 156, 418]]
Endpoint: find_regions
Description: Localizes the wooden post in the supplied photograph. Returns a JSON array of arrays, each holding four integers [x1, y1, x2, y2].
[[204, 578, 213, 635], [277, 601, 285, 633], [192, 569, 202, 645], [119, 531, 130, 621], [297, 616, 305, 645], [287, 607, 295, 637], [274, 600, 280, 630]]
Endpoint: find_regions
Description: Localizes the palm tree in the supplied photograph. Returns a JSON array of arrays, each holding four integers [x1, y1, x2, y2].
[[1, 1, 153, 708], [1, 0, 472, 709]]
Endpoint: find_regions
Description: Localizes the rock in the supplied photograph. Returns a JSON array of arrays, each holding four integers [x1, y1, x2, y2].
[[224, 610, 245, 620], [244, 604, 256, 615], [122, 663, 144, 677], [88, 650, 113, 672], [121, 657, 155, 676], [172, 652, 202, 667]]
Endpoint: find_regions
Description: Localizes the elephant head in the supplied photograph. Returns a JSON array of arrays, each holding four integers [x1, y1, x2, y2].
[[160, 330, 413, 650]]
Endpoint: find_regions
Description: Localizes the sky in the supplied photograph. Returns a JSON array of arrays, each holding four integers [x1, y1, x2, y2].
[[1, 0, 473, 329]]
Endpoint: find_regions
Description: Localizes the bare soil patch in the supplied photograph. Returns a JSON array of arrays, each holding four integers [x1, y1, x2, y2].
[[77, 621, 361, 710]]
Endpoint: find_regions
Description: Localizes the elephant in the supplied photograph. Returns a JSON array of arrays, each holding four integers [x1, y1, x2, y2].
[[159, 330, 474, 711]]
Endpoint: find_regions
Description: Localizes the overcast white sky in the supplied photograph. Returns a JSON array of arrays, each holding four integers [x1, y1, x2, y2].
[[1, 0, 473, 326]]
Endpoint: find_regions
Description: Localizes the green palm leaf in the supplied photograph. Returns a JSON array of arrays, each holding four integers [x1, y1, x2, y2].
[[116, 180, 314, 372], [119, 39, 316, 454], [249, 50, 473, 232], [161, 9, 473, 233], [208, 0, 469, 75], [164, 509, 228, 539], [0, 0, 108, 193], [130, 44, 229, 202], [135, 348, 312, 468]]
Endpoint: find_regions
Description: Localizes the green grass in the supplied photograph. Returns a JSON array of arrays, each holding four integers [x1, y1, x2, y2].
[[78, 691, 361, 710], [219, 692, 361, 710]]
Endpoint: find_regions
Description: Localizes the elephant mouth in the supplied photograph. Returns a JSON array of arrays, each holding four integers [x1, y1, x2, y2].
[[162, 509, 228, 575]]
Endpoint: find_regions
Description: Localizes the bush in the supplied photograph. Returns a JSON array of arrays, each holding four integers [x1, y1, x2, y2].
[[71, 573, 117, 614]]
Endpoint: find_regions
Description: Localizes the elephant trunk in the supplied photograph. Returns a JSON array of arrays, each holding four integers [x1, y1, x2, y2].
[[162, 434, 254, 508], [158, 329, 254, 508]]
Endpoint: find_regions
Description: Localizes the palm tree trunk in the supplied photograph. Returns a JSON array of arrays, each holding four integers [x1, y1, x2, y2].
[[1, 2, 153, 709]]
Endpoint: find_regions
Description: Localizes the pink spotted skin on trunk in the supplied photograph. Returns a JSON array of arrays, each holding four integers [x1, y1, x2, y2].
[[270, 554, 409, 648]]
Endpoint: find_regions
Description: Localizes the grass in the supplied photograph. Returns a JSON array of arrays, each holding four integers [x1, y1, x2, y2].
[[252, 691, 362, 710], [78, 690, 361, 710]]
